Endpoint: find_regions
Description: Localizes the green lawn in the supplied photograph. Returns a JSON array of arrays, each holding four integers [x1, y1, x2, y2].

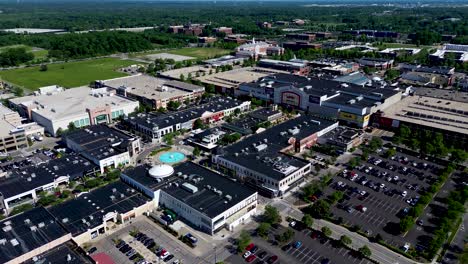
[[0, 44, 49, 60], [132, 47, 232, 60], [167, 47, 231, 59], [0, 58, 142, 90]]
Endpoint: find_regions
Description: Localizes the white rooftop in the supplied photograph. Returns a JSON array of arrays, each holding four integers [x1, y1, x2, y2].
[[10, 86, 138, 121]]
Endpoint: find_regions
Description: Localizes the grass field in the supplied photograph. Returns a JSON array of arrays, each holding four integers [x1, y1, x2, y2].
[[0, 58, 142, 90], [0, 44, 49, 60], [375, 42, 436, 50], [132, 47, 232, 60]]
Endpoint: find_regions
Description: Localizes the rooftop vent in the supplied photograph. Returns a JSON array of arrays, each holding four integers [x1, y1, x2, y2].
[[38, 222, 45, 228], [10, 239, 19, 247]]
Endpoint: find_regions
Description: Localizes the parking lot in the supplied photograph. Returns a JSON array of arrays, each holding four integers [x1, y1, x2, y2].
[[324, 150, 444, 248], [226, 225, 373, 264], [90, 217, 202, 264]]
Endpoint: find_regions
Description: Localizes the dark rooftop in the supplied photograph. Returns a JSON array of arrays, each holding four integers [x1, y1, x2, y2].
[[244, 73, 399, 100], [0, 155, 96, 199], [0, 207, 70, 264], [163, 162, 256, 218], [217, 115, 337, 180], [24, 243, 93, 264], [125, 96, 247, 130], [48, 181, 149, 236], [64, 125, 136, 160], [123, 165, 178, 192]]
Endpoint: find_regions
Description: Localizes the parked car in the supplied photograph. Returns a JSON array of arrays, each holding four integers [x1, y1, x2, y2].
[[267, 255, 278, 264], [243, 251, 252, 259], [87, 247, 97, 255], [246, 255, 257, 263], [293, 241, 302, 249], [258, 251, 267, 259], [245, 243, 255, 251]]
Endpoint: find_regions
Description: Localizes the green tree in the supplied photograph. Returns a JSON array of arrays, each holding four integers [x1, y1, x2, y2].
[[358, 246, 372, 258], [193, 147, 201, 157], [193, 118, 205, 129], [302, 214, 314, 228], [257, 222, 270, 239], [67, 122, 77, 131], [40, 64, 48, 72], [307, 199, 331, 219], [237, 230, 251, 252], [399, 216, 414, 233], [340, 235, 352, 246], [263, 205, 281, 225], [321, 226, 332, 237], [328, 191, 344, 205], [450, 149, 467, 164]]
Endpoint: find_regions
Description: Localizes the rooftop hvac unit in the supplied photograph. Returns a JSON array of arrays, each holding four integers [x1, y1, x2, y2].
[[38, 222, 45, 228], [181, 182, 198, 194], [30, 226, 37, 232], [24, 219, 31, 224], [2, 225, 12, 232], [0, 239, 6, 245], [62, 218, 69, 223], [10, 239, 19, 247]]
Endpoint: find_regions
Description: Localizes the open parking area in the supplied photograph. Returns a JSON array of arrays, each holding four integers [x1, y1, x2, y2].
[[324, 150, 444, 248], [90, 217, 202, 264], [226, 225, 373, 264]]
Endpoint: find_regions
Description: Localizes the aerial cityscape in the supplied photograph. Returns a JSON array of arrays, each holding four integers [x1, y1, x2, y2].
[[0, 1, 465, 264]]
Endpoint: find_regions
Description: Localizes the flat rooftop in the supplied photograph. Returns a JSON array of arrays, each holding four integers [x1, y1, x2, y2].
[[10, 87, 138, 121], [126, 96, 247, 129], [163, 162, 256, 218], [196, 67, 287, 89], [24, 243, 93, 264], [64, 125, 136, 160], [412, 88, 468, 103], [382, 95, 468, 134], [0, 207, 70, 264], [0, 154, 96, 199], [159, 66, 210, 80], [48, 181, 150, 236], [217, 115, 337, 181], [102, 75, 203, 101], [2, 28, 66, 34], [0, 104, 21, 137]]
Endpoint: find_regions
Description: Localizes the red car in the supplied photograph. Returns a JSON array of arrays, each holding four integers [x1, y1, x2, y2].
[[246, 255, 257, 263], [311, 231, 319, 239], [267, 255, 278, 264], [245, 243, 255, 251]]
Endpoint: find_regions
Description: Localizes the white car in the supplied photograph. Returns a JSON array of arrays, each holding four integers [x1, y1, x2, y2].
[[289, 221, 296, 227], [243, 251, 252, 258], [401, 191, 408, 197], [402, 243, 411, 253], [161, 251, 170, 260], [380, 183, 385, 189]]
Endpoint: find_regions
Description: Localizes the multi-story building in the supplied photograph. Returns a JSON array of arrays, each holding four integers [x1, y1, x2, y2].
[[258, 59, 310, 76], [121, 162, 258, 234], [235, 39, 284, 60], [9, 86, 139, 137], [63, 125, 141, 173], [237, 73, 405, 128], [122, 97, 250, 142], [213, 115, 338, 197], [97, 75, 205, 110]]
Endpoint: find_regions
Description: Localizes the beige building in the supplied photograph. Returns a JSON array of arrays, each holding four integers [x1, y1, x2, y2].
[[0, 104, 29, 152]]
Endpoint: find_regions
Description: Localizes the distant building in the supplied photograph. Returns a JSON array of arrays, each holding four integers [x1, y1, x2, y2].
[[357, 57, 394, 70], [322, 126, 364, 151], [321, 62, 360, 76], [398, 64, 456, 87], [198, 36, 217, 44], [258, 22, 272, 28], [430, 44, 468, 63], [63, 125, 141, 173], [214, 27, 233, 35], [343, 30, 400, 39], [204, 55, 248, 68], [0, 104, 28, 153], [224, 34, 249, 44], [286, 33, 316, 42], [313, 32, 333, 39], [235, 39, 284, 59], [9, 86, 139, 137], [258, 59, 310, 76], [188, 128, 226, 150], [283, 41, 321, 51]]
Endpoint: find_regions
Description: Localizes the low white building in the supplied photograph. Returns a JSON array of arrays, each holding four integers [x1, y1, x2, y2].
[[9, 86, 139, 136]]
